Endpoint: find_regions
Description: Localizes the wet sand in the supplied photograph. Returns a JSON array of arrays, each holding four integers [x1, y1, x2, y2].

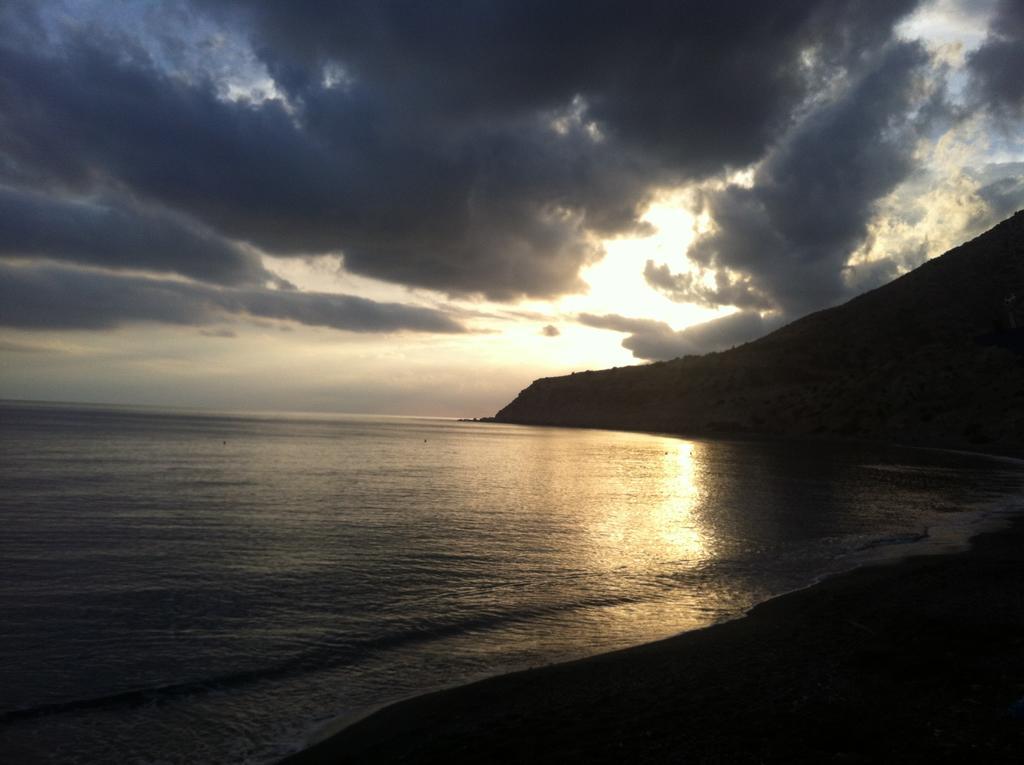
[[284, 516, 1024, 763]]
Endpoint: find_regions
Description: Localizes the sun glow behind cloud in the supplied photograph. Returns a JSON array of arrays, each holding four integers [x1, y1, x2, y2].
[[561, 197, 734, 329], [486, 195, 737, 370], [256, 193, 738, 377]]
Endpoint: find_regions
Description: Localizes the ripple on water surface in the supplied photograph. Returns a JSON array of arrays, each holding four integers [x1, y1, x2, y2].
[[0, 400, 1021, 763]]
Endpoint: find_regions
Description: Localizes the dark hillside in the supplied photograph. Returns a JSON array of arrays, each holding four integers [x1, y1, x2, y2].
[[495, 211, 1024, 451]]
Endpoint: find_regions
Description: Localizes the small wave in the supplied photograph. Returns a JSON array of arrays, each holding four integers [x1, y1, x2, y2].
[[0, 664, 286, 725], [0, 591, 654, 726], [852, 530, 929, 552]]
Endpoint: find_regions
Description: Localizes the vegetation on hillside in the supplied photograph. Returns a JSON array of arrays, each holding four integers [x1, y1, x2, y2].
[[496, 211, 1024, 451]]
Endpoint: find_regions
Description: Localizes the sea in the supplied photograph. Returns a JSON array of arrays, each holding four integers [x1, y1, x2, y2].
[[1, 399, 1022, 763]]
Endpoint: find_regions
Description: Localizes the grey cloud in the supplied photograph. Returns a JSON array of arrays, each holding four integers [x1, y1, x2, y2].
[[578, 311, 780, 361], [541, 325, 560, 337], [644, 260, 774, 311], [0, 339, 52, 353], [968, 0, 1024, 118], [976, 174, 1024, 223], [578, 313, 666, 336], [950, 0, 1000, 16], [0, 186, 279, 286], [670, 41, 939, 317], [0, 1, 921, 302], [0, 263, 466, 334]]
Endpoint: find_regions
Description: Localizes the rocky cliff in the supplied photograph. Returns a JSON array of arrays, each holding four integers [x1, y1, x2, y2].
[[495, 211, 1024, 452]]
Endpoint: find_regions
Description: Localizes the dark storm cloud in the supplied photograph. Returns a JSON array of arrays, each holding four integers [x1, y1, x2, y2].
[[0, 35, 612, 300], [649, 41, 940, 317], [578, 311, 780, 361], [0, 263, 466, 334], [0, 187, 280, 286], [202, 0, 918, 171], [0, 0, 921, 304], [968, 0, 1024, 118]]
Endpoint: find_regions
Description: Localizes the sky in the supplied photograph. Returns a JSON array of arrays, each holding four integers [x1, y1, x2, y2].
[[1, 0, 1022, 416]]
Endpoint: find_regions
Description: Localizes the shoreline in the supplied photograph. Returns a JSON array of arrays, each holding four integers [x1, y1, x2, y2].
[[479, 417, 1024, 463], [282, 491, 1024, 763]]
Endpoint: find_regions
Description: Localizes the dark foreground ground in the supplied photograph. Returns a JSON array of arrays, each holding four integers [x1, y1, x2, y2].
[[285, 518, 1024, 764]]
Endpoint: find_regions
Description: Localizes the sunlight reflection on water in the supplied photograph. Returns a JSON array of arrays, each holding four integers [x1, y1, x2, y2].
[[1, 401, 1021, 764]]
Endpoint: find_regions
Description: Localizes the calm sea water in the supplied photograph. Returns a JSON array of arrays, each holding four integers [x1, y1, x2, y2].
[[1, 400, 1022, 763]]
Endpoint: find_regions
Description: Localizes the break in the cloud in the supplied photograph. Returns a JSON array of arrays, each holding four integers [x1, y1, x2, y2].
[[578, 311, 782, 361], [0, 262, 466, 334]]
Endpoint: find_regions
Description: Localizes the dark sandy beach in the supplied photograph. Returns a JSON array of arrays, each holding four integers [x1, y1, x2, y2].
[[285, 516, 1024, 764]]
